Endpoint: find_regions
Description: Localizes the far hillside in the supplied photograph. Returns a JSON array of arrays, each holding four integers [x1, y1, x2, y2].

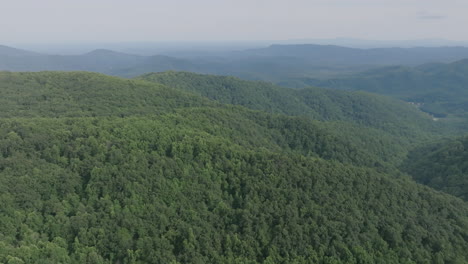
[[3, 44, 468, 81], [137, 71, 443, 164], [0, 71, 391, 168], [294, 59, 468, 121], [137, 71, 436, 132], [241, 44, 468, 65]]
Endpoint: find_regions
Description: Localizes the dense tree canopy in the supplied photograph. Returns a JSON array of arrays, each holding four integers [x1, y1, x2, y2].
[[136, 71, 436, 133], [1, 116, 468, 263], [137, 71, 445, 163], [296, 59, 468, 123], [0, 71, 467, 263], [403, 135, 468, 201]]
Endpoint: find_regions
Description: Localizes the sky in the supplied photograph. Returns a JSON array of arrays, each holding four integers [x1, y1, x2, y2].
[[1, 0, 468, 44]]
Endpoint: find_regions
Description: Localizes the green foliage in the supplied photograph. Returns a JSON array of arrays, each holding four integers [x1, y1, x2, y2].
[[0, 71, 404, 166], [0, 71, 214, 118], [136, 71, 435, 134], [299, 59, 468, 122], [0, 71, 467, 263], [137, 71, 443, 163], [0, 117, 468, 263], [403, 135, 468, 200]]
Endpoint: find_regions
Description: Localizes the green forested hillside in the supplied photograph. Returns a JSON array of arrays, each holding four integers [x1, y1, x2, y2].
[[137, 71, 437, 134], [403, 135, 468, 201], [295, 59, 468, 120], [0, 71, 215, 118], [1, 72, 468, 263], [2, 116, 468, 263], [137, 71, 443, 163], [0, 71, 438, 164], [0, 71, 397, 167]]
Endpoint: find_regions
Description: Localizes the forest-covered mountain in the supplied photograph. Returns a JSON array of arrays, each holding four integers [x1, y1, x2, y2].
[[403, 135, 468, 201], [0, 71, 433, 166], [0, 49, 145, 72], [1, 71, 468, 263], [242, 44, 468, 65], [137, 71, 445, 163], [137, 71, 436, 131], [293, 59, 468, 120], [0, 45, 39, 56], [2, 44, 468, 81]]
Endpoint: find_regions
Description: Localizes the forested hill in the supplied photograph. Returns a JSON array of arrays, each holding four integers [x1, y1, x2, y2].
[[3, 116, 468, 263], [293, 59, 468, 119], [403, 135, 468, 201], [137, 71, 436, 133], [242, 44, 468, 65], [0, 45, 39, 56], [0, 71, 411, 166], [0, 71, 216, 118], [3, 43, 468, 82], [2, 71, 468, 263]]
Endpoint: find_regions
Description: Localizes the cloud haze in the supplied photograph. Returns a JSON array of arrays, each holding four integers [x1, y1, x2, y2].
[[419, 15, 447, 20], [417, 11, 447, 20], [1, 0, 467, 44]]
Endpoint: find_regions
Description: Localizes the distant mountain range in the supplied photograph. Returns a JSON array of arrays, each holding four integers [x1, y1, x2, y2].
[[0, 47, 144, 72], [0, 44, 39, 56], [2, 44, 468, 81], [12, 38, 468, 55], [241, 44, 468, 65], [277, 38, 468, 48]]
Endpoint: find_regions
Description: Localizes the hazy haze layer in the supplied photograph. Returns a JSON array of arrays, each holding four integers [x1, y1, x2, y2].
[[2, 0, 468, 44]]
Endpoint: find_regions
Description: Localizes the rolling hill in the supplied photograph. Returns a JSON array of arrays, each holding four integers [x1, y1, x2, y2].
[[0, 71, 387, 167], [0, 45, 39, 56], [137, 71, 443, 163], [136, 71, 436, 131], [1, 71, 468, 263], [242, 44, 468, 65], [3, 44, 468, 82], [294, 59, 468, 121], [0, 48, 145, 72]]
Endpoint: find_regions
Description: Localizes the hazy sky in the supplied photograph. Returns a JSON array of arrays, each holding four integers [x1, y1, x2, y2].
[[2, 0, 468, 44]]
